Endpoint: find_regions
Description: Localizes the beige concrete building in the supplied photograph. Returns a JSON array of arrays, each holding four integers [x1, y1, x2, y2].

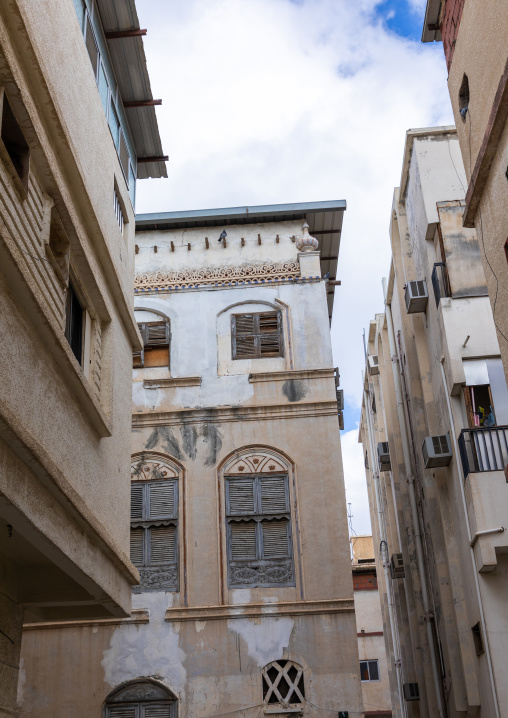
[[359, 127, 508, 717], [0, 0, 165, 715], [18, 202, 364, 717], [423, 0, 508, 383], [352, 536, 394, 718]]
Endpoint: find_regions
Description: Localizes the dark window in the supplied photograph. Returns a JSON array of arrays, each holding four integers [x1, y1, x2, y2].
[[225, 474, 294, 588], [1, 94, 30, 191], [472, 622, 484, 655], [463, 384, 496, 428], [134, 321, 170, 369], [65, 281, 84, 364], [130, 479, 179, 592], [360, 659, 380, 682], [262, 660, 305, 706], [231, 311, 283, 359], [459, 73, 469, 122]]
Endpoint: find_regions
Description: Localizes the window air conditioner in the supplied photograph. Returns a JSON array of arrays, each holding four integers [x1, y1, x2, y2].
[[403, 683, 420, 702], [377, 442, 391, 471], [368, 355, 379, 376], [422, 434, 452, 468], [405, 280, 429, 314], [390, 553, 405, 579], [336, 388, 344, 412]]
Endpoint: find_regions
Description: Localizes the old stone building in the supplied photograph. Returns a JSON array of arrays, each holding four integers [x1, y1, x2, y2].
[[352, 536, 394, 718], [18, 201, 364, 717], [0, 0, 165, 715], [422, 0, 508, 383], [360, 127, 508, 717]]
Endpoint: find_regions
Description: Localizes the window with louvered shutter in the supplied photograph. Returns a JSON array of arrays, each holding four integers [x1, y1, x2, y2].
[[225, 473, 294, 588], [231, 312, 283, 360], [108, 707, 137, 718], [130, 479, 178, 591], [134, 321, 170, 369], [143, 706, 174, 718]]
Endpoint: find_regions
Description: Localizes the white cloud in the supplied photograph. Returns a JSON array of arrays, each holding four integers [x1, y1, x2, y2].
[[341, 427, 372, 536]]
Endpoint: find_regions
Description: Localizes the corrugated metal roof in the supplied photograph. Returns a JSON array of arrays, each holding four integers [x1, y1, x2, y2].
[[97, 0, 167, 179], [136, 200, 346, 321]]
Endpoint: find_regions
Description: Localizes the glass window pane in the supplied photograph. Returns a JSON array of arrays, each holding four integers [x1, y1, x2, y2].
[[72, 0, 85, 31], [85, 15, 99, 79], [109, 101, 120, 147], [369, 660, 379, 681], [98, 63, 109, 114], [360, 661, 369, 681]]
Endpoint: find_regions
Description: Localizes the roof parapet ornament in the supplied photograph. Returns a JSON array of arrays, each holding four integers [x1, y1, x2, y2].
[[296, 222, 319, 252]]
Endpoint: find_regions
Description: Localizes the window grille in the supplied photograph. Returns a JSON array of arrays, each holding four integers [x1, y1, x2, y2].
[[130, 478, 179, 592], [262, 660, 305, 706], [113, 187, 125, 234], [225, 474, 294, 588], [231, 311, 283, 360], [360, 659, 380, 681]]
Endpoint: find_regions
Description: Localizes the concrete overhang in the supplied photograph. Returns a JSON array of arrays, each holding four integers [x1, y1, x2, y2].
[[421, 0, 443, 43], [399, 126, 456, 201], [97, 0, 167, 179], [136, 200, 346, 322]]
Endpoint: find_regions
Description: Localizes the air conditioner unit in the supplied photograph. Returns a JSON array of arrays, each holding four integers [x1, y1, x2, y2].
[[391, 553, 405, 579], [377, 442, 391, 471], [405, 280, 429, 314], [403, 683, 420, 702], [336, 388, 344, 412], [422, 434, 452, 468], [368, 355, 379, 375]]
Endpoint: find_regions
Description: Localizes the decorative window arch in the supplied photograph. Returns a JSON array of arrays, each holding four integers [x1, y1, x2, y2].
[[221, 447, 295, 589], [104, 678, 177, 718], [130, 453, 182, 593], [262, 660, 305, 707]]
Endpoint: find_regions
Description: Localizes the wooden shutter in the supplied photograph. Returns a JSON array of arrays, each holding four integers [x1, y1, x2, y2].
[[230, 521, 257, 560], [262, 520, 289, 558], [149, 482, 176, 519], [232, 314, 256, 359], [228, 479, 255, 514], [150, 525, 176, 564], [146, 322, 169, 346], [108, 707, 137, 718], [130, 528, 144, 566], [259, 312, 282, 357], [260, 476, 288, 513], [143, 706, 173, 718], [131, 484, 144, 520], [134, 323, 145, 368]]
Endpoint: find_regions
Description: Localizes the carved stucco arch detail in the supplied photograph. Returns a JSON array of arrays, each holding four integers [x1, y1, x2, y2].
[[131, 451, 184, 481], [104, 678, 178, 717], [219, 445, 294, 476]]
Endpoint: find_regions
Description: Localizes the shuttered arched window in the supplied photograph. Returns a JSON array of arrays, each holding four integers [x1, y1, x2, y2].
[[133, 321, 170, 368], [104, 679, 177, 718], [130, 478, 179, 592], [225, 474, 294, 588], [231, 311, 283, 359]]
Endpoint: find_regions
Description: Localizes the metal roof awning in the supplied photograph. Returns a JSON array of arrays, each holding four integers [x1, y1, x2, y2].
[[136, 200, 346, 321], [97, 0, 167, 179], [421, 0, 442, 43]]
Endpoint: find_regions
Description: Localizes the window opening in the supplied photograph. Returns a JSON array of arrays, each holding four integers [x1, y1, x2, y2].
[[65, 281, 84, 364], [1, 94, 30, 191], [471, 622, 484, 655], [85, 13, 99, 79], [360, 659, 380, 682], [459, 74, 469, 122], [119, 130, 130, 181], [225, 474, 294, 588], [231, 311, 283, 360], [464, 384, 496, 428], [134, 321, 170, 369], [130, 477, 179, 592], [105, 679, 177, 718], [113, 186, 125, 235], [262, 660, 305, 706]]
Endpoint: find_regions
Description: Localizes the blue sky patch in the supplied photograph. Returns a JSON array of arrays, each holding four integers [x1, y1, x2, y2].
[[375, 0, 424, 41]]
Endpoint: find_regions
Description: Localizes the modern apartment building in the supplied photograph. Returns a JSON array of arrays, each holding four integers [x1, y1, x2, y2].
[[422, 0, 508, 383], [352, 536, 394, 718], [359, 127, 508, 717], [18, 201, 365, 718], [0, 0, 165, 714]]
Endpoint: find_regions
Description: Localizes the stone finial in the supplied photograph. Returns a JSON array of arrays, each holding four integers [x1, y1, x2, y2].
[[296, 222, 319, 252]]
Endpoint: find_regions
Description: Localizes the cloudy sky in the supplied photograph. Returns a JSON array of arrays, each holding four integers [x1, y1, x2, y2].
[[135, 0, 454, 535]]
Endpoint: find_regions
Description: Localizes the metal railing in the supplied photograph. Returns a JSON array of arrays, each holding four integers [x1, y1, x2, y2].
[[431, 262, 452, 306], [458, 426, 508, 477]]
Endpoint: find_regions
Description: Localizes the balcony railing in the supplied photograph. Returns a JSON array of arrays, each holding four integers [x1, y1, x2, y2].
[[431, 262, 452, 306], [458, 426, 508, 477]]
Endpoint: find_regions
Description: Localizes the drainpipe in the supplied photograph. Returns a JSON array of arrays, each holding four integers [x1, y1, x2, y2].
[[438, 357, 501, 718], [363, 385, 406, 718], [383, 280, 446, 718]]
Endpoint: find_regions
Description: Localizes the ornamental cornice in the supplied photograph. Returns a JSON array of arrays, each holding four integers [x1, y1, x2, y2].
[[134, 261, 300, 293]]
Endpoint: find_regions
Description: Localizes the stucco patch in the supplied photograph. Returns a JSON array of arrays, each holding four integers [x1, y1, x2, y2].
[[227, 617, 294, 667]]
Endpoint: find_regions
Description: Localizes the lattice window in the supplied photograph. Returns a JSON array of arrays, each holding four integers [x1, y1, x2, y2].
[[262, 660, 305, 707], [105, 679, 177, 718], [231, 311, 283, 360], [130, 462, 179, 592], [225, 474, 294, 588]]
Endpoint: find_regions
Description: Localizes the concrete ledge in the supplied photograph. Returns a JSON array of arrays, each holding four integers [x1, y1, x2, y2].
[[143, 376, 201, 389], [23, 609, 149, 630], [164, 598, 354, 622], [249, 368, 335, 383]]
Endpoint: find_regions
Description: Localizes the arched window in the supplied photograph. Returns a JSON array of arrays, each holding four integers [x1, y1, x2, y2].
[[104, 678, 177, 718], [130, 454, 181, 592], [262, 660, 305, 707], [222, 448, 295, 588]]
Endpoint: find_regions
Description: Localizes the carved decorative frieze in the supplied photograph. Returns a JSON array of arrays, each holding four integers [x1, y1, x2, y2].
[[229, 560, 294, 588], [224, 448, 289, 476], [133, 566, 179, 593], [131, 456, 179, 481], [135, 261, 300, 293], [109, 684, 170, 703]]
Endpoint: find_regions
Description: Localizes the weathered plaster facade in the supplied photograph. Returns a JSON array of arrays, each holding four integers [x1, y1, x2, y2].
[[18, 202, 364, 717], [423, 0, 508, 387], [0, 0, 165, 715], [360, 128, 508, 717]]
